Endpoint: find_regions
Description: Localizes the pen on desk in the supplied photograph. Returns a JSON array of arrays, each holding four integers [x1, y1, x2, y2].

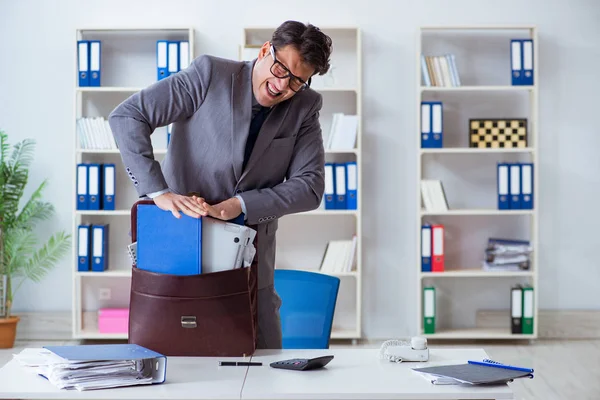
[[219, 361, 263, 366], [468, 360, 534, 373]]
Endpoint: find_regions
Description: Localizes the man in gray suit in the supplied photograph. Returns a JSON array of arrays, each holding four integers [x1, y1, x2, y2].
[[108, 20, 333, 349]]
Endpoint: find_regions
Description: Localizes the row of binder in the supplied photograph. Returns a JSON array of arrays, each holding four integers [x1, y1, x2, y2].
[[422, 285, 535, 335], [76, 163, 116, 210], [497, 162, 534, 210], [78, 224, 109, 272], [511, 285, 534, 334], [421, 224, 444, 272], [157, 41, 190, 81], [324, 162, 358, 210], [77, 117, 118, 150], [511, 39, 534, 86], [421, 54, 462, 87], [420, 101, 443, 148], [77, 41, 101, 87]]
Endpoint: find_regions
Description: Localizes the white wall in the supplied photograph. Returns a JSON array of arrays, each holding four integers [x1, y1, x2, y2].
[[1, 0, 599, 339]]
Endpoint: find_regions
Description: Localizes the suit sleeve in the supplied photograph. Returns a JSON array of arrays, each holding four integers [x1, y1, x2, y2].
[[108, 55, 212, 197], [239, 94, 325, 225]]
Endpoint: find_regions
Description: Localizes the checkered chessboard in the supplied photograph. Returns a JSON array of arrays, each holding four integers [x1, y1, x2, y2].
[[469, 119, 528, 148]]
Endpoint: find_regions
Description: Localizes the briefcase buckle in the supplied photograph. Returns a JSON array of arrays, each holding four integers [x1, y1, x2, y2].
[[181, 316, 197, 328]]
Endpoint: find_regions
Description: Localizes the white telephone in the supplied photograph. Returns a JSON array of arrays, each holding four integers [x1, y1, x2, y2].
[[378, 337, 429, 363]]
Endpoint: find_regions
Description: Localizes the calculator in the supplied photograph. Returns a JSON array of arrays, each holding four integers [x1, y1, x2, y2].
[[270, 355, 334, 371]]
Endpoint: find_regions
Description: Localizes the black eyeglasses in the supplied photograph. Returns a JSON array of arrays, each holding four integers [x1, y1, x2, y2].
[[269, 44, 311, 92]]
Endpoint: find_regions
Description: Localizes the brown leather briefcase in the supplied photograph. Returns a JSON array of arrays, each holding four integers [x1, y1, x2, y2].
[[127, 200, 258, 357]]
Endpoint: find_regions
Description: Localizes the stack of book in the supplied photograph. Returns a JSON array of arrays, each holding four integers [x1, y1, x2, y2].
[[483, 238, 532, 271], [77, 117, 118, 150], [319, 236, 357, 274], [421, 54, 461, 87], [421, 180, 449, 212]]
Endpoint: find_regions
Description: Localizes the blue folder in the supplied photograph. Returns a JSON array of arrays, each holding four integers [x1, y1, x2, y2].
[[136, 204, 202, 275]]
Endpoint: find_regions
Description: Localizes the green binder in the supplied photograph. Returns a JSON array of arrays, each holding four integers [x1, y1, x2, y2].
[[423, 286, 436, 334], [521, 286, 534, 334]]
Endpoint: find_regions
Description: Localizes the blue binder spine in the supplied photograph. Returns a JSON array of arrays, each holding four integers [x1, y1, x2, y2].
[[77, 41, 89, 87], [509, 163, 522, 209], [103, 163, 116, 210], [431, 101, 443, 148], [167, 41, 179, 76], [89, 40, 101, 87], [346, 162, 358, 210], [87, 163, 102, 210], [334, 163, 347, 209], [421, 224, 432, 272], [76, 163, 89, 210], [91, 224, 109, 272], [167, 123, 173, 146], [77, 224, 91, 272], [324, 163, 336, 209], [521, 162, 534, 209], [497, 162, 510, 210], [522, 39, 534, 85], [179, 41, 190, 71], [156, 40, 168, 80], [511, 39, 523, 85], [420, 102, 432, 148]]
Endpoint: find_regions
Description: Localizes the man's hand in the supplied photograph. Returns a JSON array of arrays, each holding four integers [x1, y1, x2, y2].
[[194, 197, 242, 221], [153, 192, 208, 219]]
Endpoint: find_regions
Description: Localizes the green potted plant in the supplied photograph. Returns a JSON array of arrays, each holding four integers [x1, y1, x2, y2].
[[0, 130, 71, 348]]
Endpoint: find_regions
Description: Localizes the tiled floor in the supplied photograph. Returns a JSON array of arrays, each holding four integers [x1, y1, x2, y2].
[[2, 339, 599, 399]]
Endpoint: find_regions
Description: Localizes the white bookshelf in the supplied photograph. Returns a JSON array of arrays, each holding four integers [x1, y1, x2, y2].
[[416, 26, 539, 340], [240, 26, 363, 341], [72, 27, 195, 340]]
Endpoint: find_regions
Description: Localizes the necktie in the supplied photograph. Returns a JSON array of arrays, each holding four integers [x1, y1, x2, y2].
[[243, 106, 268, 171]]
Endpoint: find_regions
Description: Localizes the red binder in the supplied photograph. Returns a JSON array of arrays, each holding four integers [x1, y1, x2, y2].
[[431, 224, 444, 272]]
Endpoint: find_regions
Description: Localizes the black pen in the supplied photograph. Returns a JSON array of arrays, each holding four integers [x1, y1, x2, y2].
[[219, 361, 262, 366]]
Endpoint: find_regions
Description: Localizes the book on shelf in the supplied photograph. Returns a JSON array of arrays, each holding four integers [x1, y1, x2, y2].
[[483, 237, 532, 271], [421, 179, 449, 212], [77, 117, 118, 150], [421, 54, 461, 87], [325, 113, 358, 150], [319, 236, 357, 274]]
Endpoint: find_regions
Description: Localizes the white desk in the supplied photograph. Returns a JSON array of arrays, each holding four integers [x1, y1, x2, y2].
[[0, 348, 516, 400], [0, 352, 249, 400], [244, 349, 515, 400]]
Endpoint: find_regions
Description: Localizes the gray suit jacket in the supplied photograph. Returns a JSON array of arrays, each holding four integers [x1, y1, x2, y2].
[[108, 54, 325, 289]]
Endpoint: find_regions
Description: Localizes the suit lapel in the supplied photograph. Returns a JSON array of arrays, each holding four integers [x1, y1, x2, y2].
[[240, 99, 291, 181], [231, 61, 253, 182]]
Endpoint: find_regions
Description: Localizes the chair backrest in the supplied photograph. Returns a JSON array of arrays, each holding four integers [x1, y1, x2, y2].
[[274, 269, 341, 349]]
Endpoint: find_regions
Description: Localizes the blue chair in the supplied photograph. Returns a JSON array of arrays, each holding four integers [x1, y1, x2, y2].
[[274, 269, 341, 349]]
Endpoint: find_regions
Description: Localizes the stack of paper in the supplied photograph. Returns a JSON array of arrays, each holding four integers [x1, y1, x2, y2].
[[13, 344, 166, 391], [421, 180, 449, 212], [483, 238, 532, 271]]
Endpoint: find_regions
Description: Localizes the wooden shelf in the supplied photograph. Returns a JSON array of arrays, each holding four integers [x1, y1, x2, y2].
[[420, 209, 534, 216], [75, 329, 128, 340], [421, 269, 533, 278], [76, 270, 131, 277], [420, 85, 534, 92], [330, 328, 361, 339], [75, 210, 131, 216], [77, 148, 167, 155], [295, 209, 358, 217], [420, 147, 534, 154], [422, 328, 536, 340]]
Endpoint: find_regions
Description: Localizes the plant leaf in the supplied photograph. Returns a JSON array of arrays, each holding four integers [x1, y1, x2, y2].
[[23, 231, 71, 283], [3, 228, 37, 278]]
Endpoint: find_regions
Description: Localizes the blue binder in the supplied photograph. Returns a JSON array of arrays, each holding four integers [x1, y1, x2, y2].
[[334, 163, 347, 209], [77, 224, 91, 272], [102, 163, 115, 210], [521, 162, 534, 209], [324, 163, 336, 209], [509, 163, 522, 209], [346, 162, 358, 210], [421, 102, 443, 148], [522, 39, 534, 85], [76, 163, 88, 210], [91, 224, 109, 272], [510, 39, 523, 85], [156, 40, 168, 80], [87, 163, 101, 210], [167, 41, 179, 76], [89, 40, 101, 87], [77, 41, 89, 87], [43, 344, 167, 385], [497, 163, 510, 210], [421, 224, 432, 272], [136, 204, 202, 275]]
